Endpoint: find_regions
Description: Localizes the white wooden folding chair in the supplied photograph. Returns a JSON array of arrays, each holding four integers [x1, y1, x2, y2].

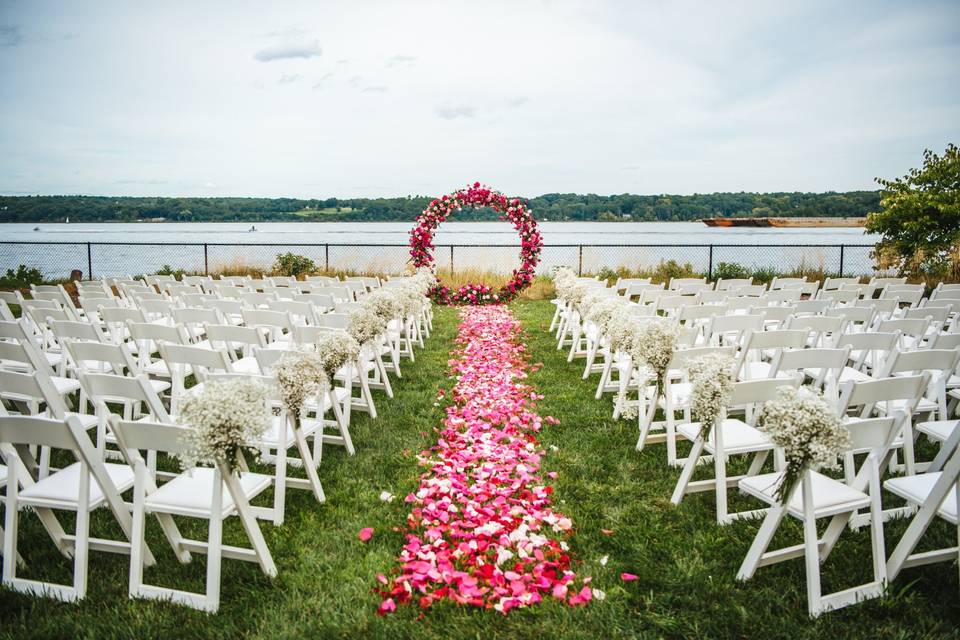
[[705, 314, 764, 349], [884, 422, 960, 588], [110, 417, 276, 613], [770, 346, 851, 402], [735, 330, 808, 381], [636, 345, 736, 467], [670, 376, 802, 524], [836, 374, 929, 487], [736, 413, 905, 617], [254, 348, 354, 455], [0, 369, 99, 477], [158, 343, 234, 417], [64, 339, 171, 414], [784, 315, 847, 348], [1, 414, 151, 602], [204, 323, 265, 374]]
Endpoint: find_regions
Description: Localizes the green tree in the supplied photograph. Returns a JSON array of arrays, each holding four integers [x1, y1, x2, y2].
[[866, 143, 960, 277]]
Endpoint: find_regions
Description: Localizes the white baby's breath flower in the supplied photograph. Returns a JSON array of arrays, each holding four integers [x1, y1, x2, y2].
[[177, 378, 271, 472], [630, 317, 680, 392], [756, 386, 851, 504], [275, 348, 326, 416], [347, 306, 385, 345], [687, 353, 735, 439]]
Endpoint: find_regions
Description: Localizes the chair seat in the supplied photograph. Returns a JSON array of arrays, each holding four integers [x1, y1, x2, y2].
[[878, 397, 939, 416], [677, 418, 773, 455], [803, 366, 871, 384], [658, 382, 692, 408], [143, 360, 171, 377], [260, 415, 321, 447], [67, 412, 99, 430], [916, 420, 959, 443], [885, 472, 958, 525], [145, 467, 273, 519], [303, 386, 350, 413], [741, 361, 772, 380], [19, 462, 135, 510], [740, 470, 871, 519], [335, 361, 375, 380], [50, 376, 81, 396], [232, 356, 261, 374]]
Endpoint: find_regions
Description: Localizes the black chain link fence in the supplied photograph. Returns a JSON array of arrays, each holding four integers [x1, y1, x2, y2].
[[0, 241, 881, 281]]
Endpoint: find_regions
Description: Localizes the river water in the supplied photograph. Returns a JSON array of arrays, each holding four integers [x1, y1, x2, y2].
[[0, 221, 877, 278]]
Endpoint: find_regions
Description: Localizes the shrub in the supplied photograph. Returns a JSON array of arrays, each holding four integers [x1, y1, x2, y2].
[[0, 264, 44, 288], [712, 262, 751, 281], [273, 253, 316, 278], [596, 267, 619, 285], [155, 264, 187, 278]]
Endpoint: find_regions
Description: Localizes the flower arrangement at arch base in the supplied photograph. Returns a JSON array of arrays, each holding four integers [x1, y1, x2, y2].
[[410, 182, 543, 306]]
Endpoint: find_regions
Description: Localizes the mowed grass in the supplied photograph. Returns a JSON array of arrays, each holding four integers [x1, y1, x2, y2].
[[1, 300, 958, 639]]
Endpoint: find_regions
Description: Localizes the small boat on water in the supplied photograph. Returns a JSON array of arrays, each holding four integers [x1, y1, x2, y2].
[[702, 217, 866, 228], [33, 226, 40, 231], [249, 225, 257, 232]]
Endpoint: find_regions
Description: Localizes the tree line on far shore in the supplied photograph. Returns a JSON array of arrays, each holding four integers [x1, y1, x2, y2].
[[0, 190, 880, 223]]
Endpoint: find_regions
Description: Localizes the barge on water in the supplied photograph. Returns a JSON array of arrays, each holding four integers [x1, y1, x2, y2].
[[701, 217, 866, 228]]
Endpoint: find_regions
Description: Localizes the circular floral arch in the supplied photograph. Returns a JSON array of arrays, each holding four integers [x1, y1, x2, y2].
[[409, 182, 543, 305]]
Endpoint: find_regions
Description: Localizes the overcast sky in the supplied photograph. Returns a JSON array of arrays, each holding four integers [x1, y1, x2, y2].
[[0, 0, 957, 198]]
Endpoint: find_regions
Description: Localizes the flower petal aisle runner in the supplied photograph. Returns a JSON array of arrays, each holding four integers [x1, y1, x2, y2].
[[378, 306, 591, 615]]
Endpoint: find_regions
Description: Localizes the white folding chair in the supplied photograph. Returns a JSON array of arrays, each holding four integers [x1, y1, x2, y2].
[[670, 376, 802, 524], [883, 424, 960, 588], [110, 417, 276, 613], [1, 415, 149, 602], [735, 330, 808, 381], [736, 414, 905, 617], [636, 345, 736, 467]]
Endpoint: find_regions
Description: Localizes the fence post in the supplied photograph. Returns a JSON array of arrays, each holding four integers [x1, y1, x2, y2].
[[707, 244, 714, 280], [838, 245, 845, 277], [578, 245, 583, 276], [449, 245, 454, 274], [325, 244, 329, 272], [87, 242, 93, 280], [203, 244, 209, 276]]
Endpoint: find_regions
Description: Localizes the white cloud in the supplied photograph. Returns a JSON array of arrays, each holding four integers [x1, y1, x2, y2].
[[0, 0, 956, 198], [254, 40, 321, 62], [435, 104, 477, 120]]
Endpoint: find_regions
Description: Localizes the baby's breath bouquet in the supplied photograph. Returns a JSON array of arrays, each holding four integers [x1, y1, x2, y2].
[[687, 353, 735, 439], [606, 307, 641, 354], [316, 331, 360, 380], [630, 317, 680, 394], [756, 386, 851, 504], [395, 282, 426, 317], [552, 266, 577, 299], [586, 297, 626, 333], [177, 377, 271, 471], [348, 306, 385, 346], [363, 289, 403, 324], [275, 348, 326, 417]]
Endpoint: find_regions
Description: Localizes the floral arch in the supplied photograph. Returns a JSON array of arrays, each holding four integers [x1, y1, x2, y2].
[[409, 182, 543, 305]]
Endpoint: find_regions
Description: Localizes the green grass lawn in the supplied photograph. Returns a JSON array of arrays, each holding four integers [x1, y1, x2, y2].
[[1, 300, 958, 639]]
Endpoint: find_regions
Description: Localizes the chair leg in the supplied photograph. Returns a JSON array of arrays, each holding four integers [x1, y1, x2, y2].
[[204, 490, 224, 613], [671, 439, 705, 506], [716, 451, 729, 525], [803, 510, 823, 617], [294, 426, 325, 503], [736, 504, 788, 581]]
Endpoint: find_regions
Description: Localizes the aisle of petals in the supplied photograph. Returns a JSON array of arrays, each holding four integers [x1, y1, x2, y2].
[[377, 305, 591, 615]]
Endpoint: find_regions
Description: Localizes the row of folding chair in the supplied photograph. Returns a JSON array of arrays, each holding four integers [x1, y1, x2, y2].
[[551, 277, 960, 617], [0, 275, 433, 611]]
